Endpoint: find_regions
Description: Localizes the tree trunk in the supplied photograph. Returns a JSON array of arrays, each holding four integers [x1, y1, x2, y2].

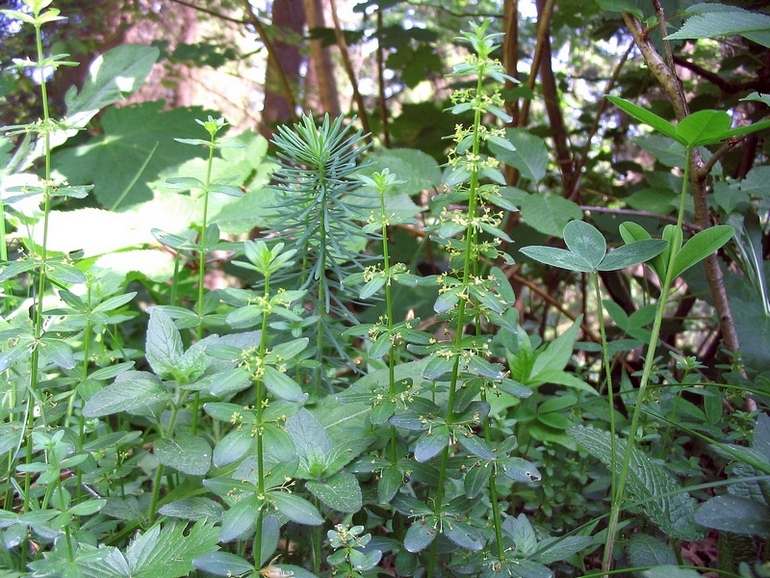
[[260, 0, 306, 138], [302, 0, 340, 115]]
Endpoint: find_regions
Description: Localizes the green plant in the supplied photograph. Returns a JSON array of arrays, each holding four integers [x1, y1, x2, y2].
[[3, 2, 770, 577]]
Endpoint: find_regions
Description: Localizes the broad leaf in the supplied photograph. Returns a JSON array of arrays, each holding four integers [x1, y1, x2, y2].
[[158, 498, 223, 522], [65, 45, 160, 130], [500, 457, 542, 483], [530, 316, 582, 379], [306, 471, 362, 513], [193, 552, 254, 577], [220, 495, 261, 542], [443, 519, 482, 551], [38, 337, 76, 370], [676, 110, 731, 147], [154, 433, 211, 476], [145, 307, 184, 380], [404, 518, 437, 553], [533, 535, 593, 564], [213, 429, 253, 468], [570, 426, 704, 540], [695, 495, 770, 537], [519, 194, 583, 237], [52, 102, 219, 209], [414, 425, 450, 463], [562, 220, 606, 270], [262, 366, 307, 403], [665, 5, 770, 48], [83, 371, 170, 418], [122, 520, 219, 578], [627, 533, 677, 568], [362, 148, 442, 195], [492, 128, 548, 182]]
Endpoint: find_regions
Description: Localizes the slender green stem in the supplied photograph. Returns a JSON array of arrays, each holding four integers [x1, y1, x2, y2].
[[427, 71, 485, 578], [22, 16, 56, 567], [196, 137, 215, 341], [378, 185, 400, 466], [253, 268, 271, 569], [593, 273, 617, 539], [601, 148, 691, 575]]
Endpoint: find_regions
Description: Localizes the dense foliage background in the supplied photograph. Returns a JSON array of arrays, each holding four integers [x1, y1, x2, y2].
[[1, 0, 769, 577]]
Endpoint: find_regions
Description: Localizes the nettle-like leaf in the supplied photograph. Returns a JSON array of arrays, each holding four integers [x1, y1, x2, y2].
[[665, 3, 770, 48], [52, 102, 219, 209], [82, 371, 171, 418], [73, 520, 219, 578], [306, 471, 363, 513], [570, 426, 704, 540], [9, 44, 159, 173], [154, 433, 212, 476]]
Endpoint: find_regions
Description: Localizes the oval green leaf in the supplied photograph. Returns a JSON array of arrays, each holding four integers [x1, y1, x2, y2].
[[563, 220, 606, 270], [671, 225, 733, 279], [598, 239, 668, 271]]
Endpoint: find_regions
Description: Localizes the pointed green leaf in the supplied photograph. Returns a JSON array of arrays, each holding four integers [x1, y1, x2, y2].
[[262, 366, 308, 403], [444, 519, 483, 551], [464, 464, 491, 498], [676, 110, 732, 147], [65, 45, 159, 130], [671, 225, 733, 279], [491, 129, 548, 182], [146, 307, 184, 380], [48, 261, 87, 285], [165, 176, 206, 190], [263, 424, 296, 463], [158, 498, 224, 523], [194, 552, 254, 577], [720, 119, 770, 140], [606, 96, 679, 141], [221, 495, 262, 542], [531, 317, 581, 378], [39, 337, 76, 369], [519, 193, 583, 237], [500, 457, 542, 483], [457, 434, 495, 460], [378, 465, 403, 504]]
